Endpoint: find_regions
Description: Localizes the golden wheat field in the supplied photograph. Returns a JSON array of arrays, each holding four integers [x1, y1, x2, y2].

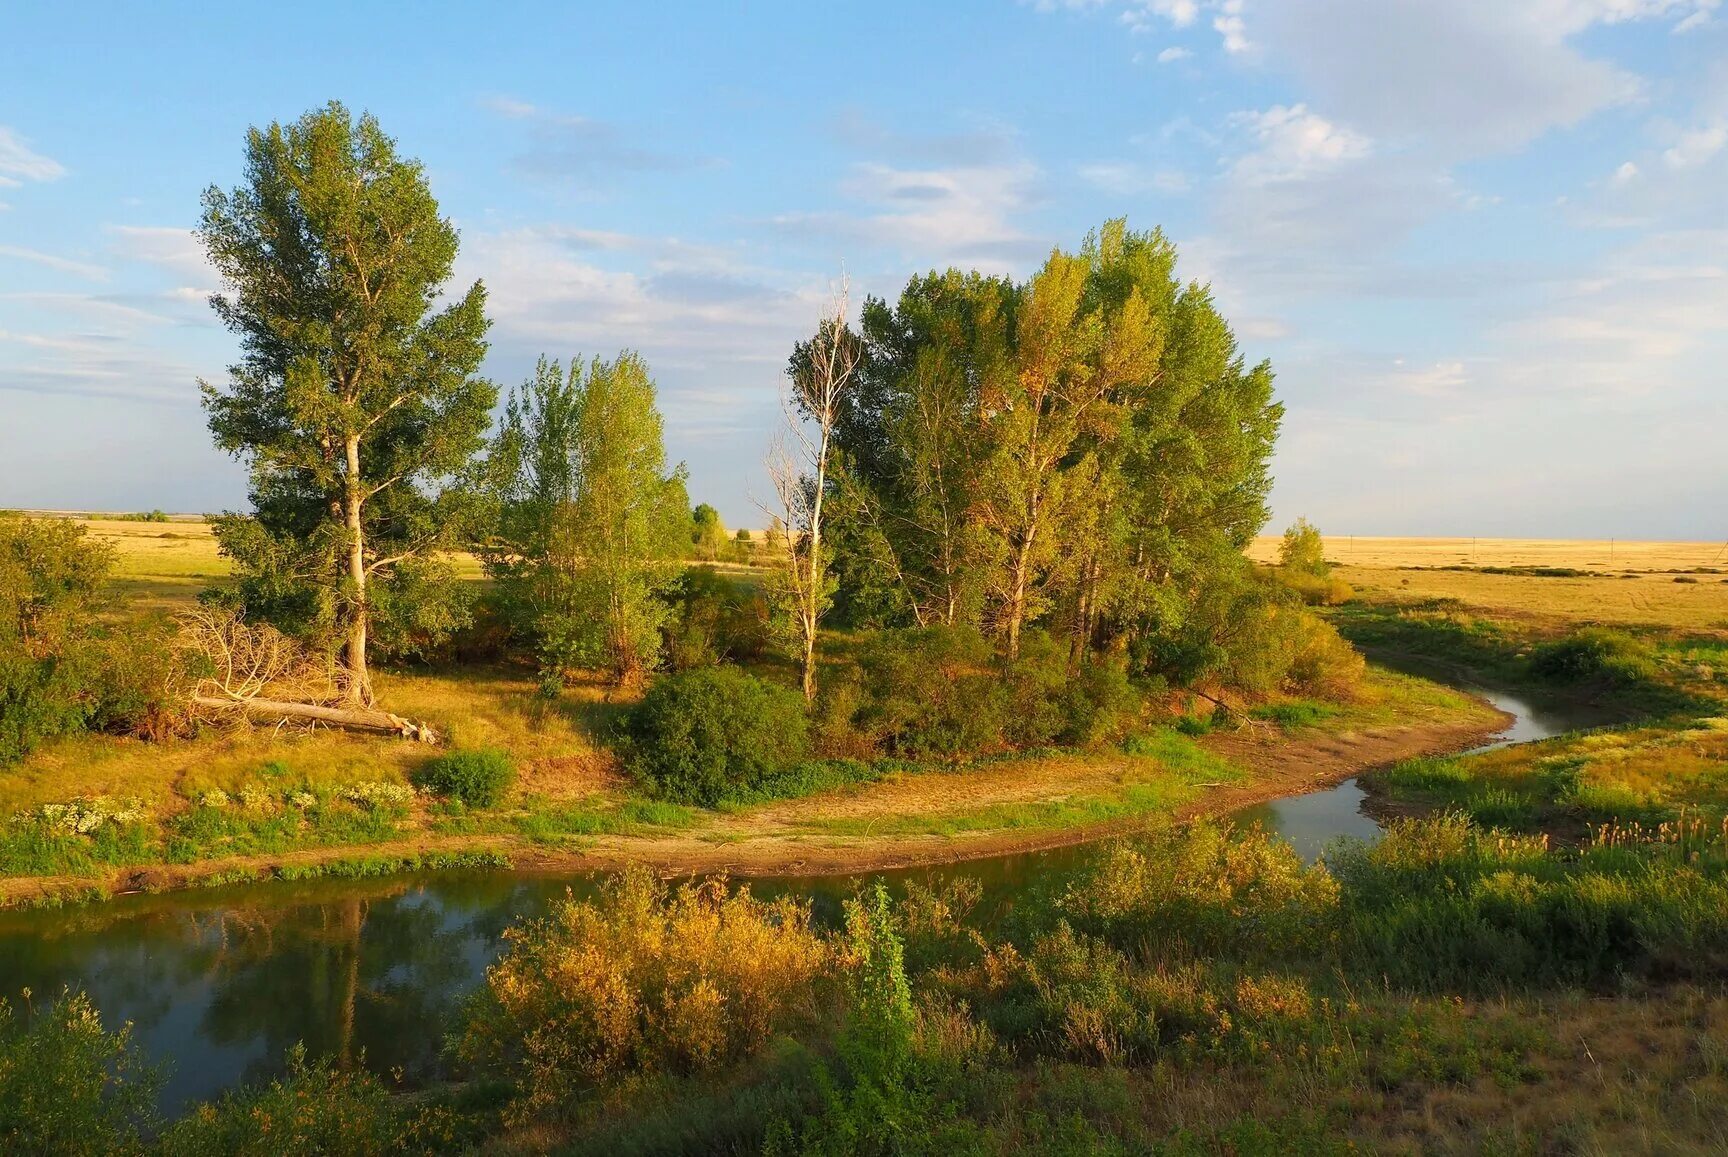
[[40, 517, 1728, 631], [1249, 535, 1728, 630]]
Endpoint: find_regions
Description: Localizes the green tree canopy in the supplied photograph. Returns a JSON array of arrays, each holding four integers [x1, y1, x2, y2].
[[827, 220, 1283, 674], [483, 353, 690, 686], [1279, 517, 1329, 576], [198, 101, 495, 704]]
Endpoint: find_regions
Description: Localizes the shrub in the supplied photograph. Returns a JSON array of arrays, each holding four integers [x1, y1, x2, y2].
[[157, 1044, 409, 1157], [852, 626, 1006, 758], [1275, 569, 1355, 607], [456, 868, 828, 1123], [1278, 517, 1329, 576], [622, 666, 811, 805], [1529, 628, 1657, 687], [413, 748, 515, 808], [0, 988, 161, 1154], [0, 516, 115, 764], [1058, 823, 1341, 962], [663, 566, 769, 669]]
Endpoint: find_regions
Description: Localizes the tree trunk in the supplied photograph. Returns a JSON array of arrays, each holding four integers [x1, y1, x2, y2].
[[1005, 531, 1033, 661], [343, 435, 371, 706], [192, 695, 438, 742]]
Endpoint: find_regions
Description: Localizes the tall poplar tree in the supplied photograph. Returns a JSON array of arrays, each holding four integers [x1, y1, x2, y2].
[[483, 354, 690, 687], [199, 102, 494, 705]]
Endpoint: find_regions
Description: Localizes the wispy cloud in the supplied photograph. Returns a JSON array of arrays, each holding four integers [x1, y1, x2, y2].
[[481, 96, 718, 187], [0, 126, 66, 185], [0, 245, 108, 281]]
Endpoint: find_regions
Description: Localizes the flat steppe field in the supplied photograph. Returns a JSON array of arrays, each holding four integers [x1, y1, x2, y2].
[[1250, 534, 1728, 630]]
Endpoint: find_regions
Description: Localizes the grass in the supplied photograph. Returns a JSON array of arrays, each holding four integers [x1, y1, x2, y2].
[[798, 729, 1244, 838]]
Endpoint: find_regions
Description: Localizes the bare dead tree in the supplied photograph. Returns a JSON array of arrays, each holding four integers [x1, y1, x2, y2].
[[760, 278, 862, 701], [175, 606, 438, 742]]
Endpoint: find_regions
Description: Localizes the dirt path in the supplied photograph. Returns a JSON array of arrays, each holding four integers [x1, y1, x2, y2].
[[0, 704, 1509, 906]]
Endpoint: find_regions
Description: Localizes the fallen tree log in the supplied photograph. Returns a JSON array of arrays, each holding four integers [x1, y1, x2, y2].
[[192, 695, 438, 743]]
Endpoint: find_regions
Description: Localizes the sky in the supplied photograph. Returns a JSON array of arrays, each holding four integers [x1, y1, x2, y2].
[[1, 0, 1724, 538]]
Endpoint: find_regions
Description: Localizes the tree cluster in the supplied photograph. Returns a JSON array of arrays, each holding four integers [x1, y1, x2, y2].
[[822, 221, 1288, 684]]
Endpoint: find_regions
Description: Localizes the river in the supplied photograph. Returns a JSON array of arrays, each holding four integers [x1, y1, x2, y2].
[[0, 686, 1601, 1113]]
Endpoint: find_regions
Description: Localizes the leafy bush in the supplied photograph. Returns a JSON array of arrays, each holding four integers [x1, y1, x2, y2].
[[456, 868, 828, 1123], [1529, 628, 1657, 687], [1274, 569, 1355, 607], [1058, 822, 1341, 962], [853, 626, 1007, 757], [622, 666, 811, 805], [157, 1044, 414, 1157], [0, 988, 161, 1154], [413, 748, 515, 808], [663, 566, 769, 669], [848, 627, 1143, 757], [0, 516, 115, 764], [1136, 568, 1362, 701], [1278, 517, 1328, 576]]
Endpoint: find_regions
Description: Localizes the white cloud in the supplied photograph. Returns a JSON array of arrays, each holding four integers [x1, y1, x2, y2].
[[1156, 45, 1191, 62], [107, 225, 216, 286], [0, 127, 66, 184], [1611, 160, 1641, 184], [775, 161, 1042, 272], [1213, 0, 1250, 53], [0, 245, 107, 281], [1663, 120, 1727, 168], [1229, 104, 1372, 184], [1078, 161, 1190, 194]]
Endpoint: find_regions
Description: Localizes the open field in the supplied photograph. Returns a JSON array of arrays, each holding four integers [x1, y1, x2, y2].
[[1249, 534, 1728, 630], [1248, 534, 1727, 572]]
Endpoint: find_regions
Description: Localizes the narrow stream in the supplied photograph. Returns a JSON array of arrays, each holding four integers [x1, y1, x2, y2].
[[1227, 688, 1607, 862], [0, 686, 1603, 1113]]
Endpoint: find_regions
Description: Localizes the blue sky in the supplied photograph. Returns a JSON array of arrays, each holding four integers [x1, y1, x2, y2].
[[2, 0, 1724, 537]]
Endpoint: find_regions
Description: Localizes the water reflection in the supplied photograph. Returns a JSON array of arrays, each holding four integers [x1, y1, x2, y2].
[[0, 686, 1608, 1112]]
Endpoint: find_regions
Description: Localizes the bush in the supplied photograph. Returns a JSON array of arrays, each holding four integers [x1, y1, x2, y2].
[[157, 1044, 411, 1157], [1529, 628, 1657, 687], [413, 748, 515, 808], [1274, 569, 1355, 607], [455, 868, 828, 1123], [663, 566, 769, 670], [622, 666, 811, 805], [0, 988, 161, 1154], [0, 516, 116, 764], [853, 626, 1007, 757]]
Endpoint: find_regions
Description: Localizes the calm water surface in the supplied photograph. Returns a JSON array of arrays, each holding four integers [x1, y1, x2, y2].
[[0, 687, 1603, 1112], [1228, 689, 1609, 861]]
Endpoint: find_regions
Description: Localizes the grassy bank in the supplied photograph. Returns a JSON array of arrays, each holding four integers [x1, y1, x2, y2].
[[0, 658, 1496, 906], [12, 814, 1728, 1154]]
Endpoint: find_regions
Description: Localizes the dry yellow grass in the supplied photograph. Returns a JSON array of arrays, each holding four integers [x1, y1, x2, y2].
[[1249, 535, 1728, 630], [1248, 534, 1725, 572], [1338, 566, 1728, 630]]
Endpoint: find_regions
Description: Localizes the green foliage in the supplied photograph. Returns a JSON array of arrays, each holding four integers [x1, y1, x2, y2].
[[0, 516, 115, 763], [0, 989, 161, 1155], [1278, 517, 1328, 576], [199, 101, 495, 690], [622, 666, 812, 805], [663, 566, 769, 670], [830, 221, 1284, 677], [844, 626, 1144, 758], [0, 516, 182, 763], [691, 503, 729, 561], [455, 868, 828, 1122], [1136, 567, 1364, 699], [156, 1044, 411, 1157], [481, 354, 690, 685], [412, 748, 515, 808], [1529, 628, 1658, 687]]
